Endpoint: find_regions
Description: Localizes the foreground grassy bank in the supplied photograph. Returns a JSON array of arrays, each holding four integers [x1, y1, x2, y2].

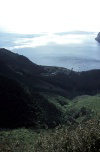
[[0, 119, 100, 152], [0, 94, 100, 152]]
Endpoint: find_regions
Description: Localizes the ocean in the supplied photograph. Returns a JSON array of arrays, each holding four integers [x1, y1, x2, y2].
[[1, 31, 100, 71]]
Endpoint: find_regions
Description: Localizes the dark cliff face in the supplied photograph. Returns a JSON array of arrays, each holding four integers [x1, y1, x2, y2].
[[95, 32, 100, 42]]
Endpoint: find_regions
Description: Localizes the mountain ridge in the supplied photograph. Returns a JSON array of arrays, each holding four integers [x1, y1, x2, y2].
[[0, 48, 100, 98], [0, 48, 100, 128]]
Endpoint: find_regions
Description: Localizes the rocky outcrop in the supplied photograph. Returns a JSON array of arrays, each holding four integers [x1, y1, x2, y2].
[[95, 32, 100, 42]]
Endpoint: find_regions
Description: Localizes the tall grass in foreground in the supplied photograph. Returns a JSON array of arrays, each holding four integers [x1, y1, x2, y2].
[[34, 120, 100, 152], [0, 120, 100, 152]]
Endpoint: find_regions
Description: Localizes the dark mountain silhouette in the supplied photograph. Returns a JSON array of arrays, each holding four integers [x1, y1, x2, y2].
[[0, 48, 100, 128], [0, 48, 100, 98], [95, 32, 100, 42]]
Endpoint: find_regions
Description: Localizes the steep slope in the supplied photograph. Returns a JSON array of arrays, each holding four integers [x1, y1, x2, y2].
[[0, 48, 44, 75], [0, 75, 63, 128], [0, 48, 100, 128], [0, 48, 67, 97], [0, 75, 36, 128]]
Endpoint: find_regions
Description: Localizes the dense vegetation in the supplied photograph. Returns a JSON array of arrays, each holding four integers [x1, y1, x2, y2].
[[0, 120, 100, 152], [34, 120, 100, 152], [0, 75, 64, 128], [0, 73, 100, 129], [0, 75, 35, 128], [0, 48, 100, 151]]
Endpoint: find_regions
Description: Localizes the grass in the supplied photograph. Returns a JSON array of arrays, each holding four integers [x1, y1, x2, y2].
[[41, 93, 70, 112], [42, 93, 100, 116], [0, 128, 38, 152], [69, 95, 100, 117], [42, 93, 100, 123]]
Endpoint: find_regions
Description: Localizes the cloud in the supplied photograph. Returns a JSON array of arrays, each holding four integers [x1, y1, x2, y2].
[[0, 0, 100, 33], [10, 33, 87, 49]]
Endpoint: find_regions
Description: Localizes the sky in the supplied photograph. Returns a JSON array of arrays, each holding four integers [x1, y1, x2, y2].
[[0, 0, 100, 34]]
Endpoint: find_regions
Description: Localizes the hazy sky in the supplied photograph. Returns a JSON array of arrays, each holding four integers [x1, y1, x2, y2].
[[0, 0, 100, 34]]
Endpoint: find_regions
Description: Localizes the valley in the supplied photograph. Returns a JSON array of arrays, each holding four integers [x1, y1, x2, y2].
[[0, 48, 100, 152]]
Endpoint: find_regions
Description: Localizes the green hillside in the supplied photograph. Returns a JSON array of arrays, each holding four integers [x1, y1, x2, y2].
[[63, 95, 100, 124], [0, 48, 100, 151], [43, 94, 100, 124], [72, 95, 100, 116]]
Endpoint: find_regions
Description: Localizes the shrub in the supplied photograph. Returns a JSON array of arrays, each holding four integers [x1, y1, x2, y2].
[[34, 119, 100, 152]]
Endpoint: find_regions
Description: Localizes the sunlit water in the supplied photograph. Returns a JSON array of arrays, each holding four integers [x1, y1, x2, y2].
[[1, 32, 100, 71]]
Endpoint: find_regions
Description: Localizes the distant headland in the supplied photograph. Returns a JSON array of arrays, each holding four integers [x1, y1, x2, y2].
[[95, 32, 100, 42]]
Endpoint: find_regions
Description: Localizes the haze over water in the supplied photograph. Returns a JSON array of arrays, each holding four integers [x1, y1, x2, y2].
[[1, 31, 100, 71]]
